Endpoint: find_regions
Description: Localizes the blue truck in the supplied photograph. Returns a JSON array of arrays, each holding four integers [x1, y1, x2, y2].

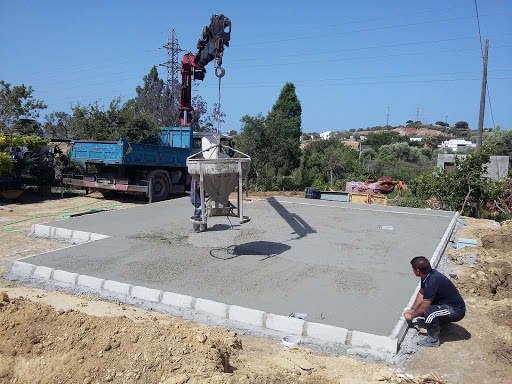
[[63, 127, 232, 202]]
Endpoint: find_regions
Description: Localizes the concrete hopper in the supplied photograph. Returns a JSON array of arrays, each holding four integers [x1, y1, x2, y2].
[[187, 147, 251, 231]]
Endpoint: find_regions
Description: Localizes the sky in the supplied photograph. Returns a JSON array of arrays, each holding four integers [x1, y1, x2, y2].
[[1, 0, 511, 134]]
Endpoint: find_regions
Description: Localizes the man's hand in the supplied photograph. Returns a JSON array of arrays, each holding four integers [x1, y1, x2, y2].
[[403, 309, 415, 321]]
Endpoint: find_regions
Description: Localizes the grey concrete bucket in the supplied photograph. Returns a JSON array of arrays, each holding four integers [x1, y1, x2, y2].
[[187, 157, 251, 207]]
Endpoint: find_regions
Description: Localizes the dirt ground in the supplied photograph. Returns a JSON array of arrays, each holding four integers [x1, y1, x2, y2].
[[0, 190, 511, 384]]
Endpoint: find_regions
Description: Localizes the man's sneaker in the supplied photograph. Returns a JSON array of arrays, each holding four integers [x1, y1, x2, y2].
[[418, 336, 440, 347]]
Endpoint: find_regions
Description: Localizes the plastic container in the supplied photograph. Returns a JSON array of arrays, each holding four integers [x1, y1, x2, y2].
[[282, 335, 301, 350]]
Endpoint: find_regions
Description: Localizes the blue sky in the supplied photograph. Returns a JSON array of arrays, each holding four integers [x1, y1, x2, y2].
[[1, 0, 511, 134]]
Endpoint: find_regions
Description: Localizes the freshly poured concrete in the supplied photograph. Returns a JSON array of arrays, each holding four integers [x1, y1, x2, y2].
[[9, 196, 456, 354]]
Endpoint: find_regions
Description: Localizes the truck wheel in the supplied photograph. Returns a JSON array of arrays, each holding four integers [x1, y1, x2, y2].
[[150, 173, 169, 202]]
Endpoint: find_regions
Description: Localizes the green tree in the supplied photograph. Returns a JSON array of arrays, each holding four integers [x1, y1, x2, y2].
[[411, 146, 503, 214], [43, 112, 71, 138], [235, 113, 269, 186], [68, 98, 159, 143], [265, 82, 302, 175], [236, 83, 302, 189], [0, 81, 47, 135], [362, 131, 408, 151], [0, 133, 49, 178]]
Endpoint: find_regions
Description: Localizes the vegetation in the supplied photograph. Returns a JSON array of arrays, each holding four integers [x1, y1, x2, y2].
[[1, 75, 511, 218]]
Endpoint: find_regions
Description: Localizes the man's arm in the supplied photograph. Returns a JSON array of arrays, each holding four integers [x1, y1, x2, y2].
[[403, 289, 432, 320]]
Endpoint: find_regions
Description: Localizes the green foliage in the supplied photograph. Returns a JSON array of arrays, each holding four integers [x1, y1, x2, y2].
[[362, 131, 408, 151], [0, 81, 47, 135], [236, 83, 302, 190], [0, 152, 13, 176], [410, 146, 504, 214], [67, 98, 160, 143], [43, 112, 71, 138], [0, 133, 51, 178]]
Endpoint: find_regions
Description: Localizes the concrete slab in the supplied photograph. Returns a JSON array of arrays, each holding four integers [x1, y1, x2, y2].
[[9, 196, 457, 356]]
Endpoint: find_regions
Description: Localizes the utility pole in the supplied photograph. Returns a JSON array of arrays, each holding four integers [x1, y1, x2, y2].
[[476, 38, 489, 154]]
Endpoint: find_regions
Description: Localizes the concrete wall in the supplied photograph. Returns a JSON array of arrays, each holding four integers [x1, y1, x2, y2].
[[436, 154, 509, 180]]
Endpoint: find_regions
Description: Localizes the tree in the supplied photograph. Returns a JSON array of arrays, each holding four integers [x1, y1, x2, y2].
[[362, 131, 408, 151], [455, 121, 469, 130], [411, 145, 502, 215], [235, 113, 270, 188], [265, 83, 302, 176], [43, 112, 71, 138], [125, 66, 179, 128], [436, 121, 449, 127], [0, 81, 47, 135], [67, 98, 159, 143], [0, 133, 49, 179]]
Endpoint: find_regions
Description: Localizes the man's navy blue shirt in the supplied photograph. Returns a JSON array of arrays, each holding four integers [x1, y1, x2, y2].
[[421, 269, 465, 311]]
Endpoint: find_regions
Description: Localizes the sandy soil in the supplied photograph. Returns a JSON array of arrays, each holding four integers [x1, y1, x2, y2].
[[0, 191, 511, 383]]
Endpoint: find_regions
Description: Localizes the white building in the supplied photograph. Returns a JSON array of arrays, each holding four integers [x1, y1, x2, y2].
[[439, 139, 476, 151], [320, 131, 332, 140]]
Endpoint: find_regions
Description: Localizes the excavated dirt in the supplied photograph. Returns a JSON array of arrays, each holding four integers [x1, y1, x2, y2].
[[0, 191, 511, 383]]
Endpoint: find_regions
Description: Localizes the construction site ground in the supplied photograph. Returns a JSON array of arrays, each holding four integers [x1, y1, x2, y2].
[[0, 190, 511, 384]]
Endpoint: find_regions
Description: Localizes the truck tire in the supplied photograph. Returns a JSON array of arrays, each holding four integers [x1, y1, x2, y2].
[[150, 172, 170, 202]]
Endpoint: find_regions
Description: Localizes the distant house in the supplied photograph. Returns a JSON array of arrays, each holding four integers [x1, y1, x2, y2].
[[439, 139, 475, 151], [410, 137, 423, 142], [320, 131, 332, 140], [437, 154, 509, 180]]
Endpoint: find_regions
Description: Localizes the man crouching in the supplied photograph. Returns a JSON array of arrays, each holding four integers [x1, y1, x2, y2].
[[403, 256, 466, 347]]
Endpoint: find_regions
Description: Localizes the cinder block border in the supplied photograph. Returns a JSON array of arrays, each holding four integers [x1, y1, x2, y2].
[[8, 260, 403, 354], [29, 224, 110, 245]]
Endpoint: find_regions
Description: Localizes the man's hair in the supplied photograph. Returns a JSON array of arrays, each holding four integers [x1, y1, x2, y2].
[[410, 256, 432, 274]]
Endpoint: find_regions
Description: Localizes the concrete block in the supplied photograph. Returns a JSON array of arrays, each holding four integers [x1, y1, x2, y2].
[[229, 305, 265, 327], [161, 291, 194, 309], [11, 261, 35, 276], [265, 314, 305, 335], [53, 227, 73, 241], [53, 269, 78, 285], [306, 322, 348, 343], [71, 230, 90, 244], [195, 298, 228, 318], [104, 280, 132, 296], [131, 285, 161, 303], [33, 266, 54, 280], [90, 233, 109, 242], [77, 275, 104, 290], [351, 331, 397, 354], [31, 224, 51, 238]]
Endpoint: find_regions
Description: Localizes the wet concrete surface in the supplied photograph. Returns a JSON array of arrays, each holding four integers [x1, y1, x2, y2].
[[20, 196, 455, 336]]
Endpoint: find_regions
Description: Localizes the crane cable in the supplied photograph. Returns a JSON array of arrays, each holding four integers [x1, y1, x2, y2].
[[215, 62, 225, 154]]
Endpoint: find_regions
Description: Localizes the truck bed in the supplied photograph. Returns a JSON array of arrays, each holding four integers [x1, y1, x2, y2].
[[71, 127, 193, 168]]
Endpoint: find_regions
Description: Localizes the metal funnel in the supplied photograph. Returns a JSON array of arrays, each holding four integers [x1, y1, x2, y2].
[[187, 157, 251, 207]]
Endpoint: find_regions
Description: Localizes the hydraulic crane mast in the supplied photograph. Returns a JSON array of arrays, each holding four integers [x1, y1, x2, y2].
[[179, 14, 231, 127]]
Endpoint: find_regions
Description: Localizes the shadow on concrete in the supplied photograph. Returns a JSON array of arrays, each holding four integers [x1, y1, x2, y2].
[[267, 197, 316, 239], [209, 241, 291, 261]]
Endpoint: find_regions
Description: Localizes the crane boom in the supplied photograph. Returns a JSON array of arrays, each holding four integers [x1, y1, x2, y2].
[[179, 14, 231, 127]]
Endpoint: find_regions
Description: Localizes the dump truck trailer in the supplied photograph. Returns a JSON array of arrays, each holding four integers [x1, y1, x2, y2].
[[63, 127, 232, 202]]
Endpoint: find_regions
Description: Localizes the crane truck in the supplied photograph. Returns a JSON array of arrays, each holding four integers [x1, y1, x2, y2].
[[63, 14, 232, 202]]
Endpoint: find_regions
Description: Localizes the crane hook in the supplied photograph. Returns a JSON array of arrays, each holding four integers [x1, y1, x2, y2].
[[215, 65, 225, 78]]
